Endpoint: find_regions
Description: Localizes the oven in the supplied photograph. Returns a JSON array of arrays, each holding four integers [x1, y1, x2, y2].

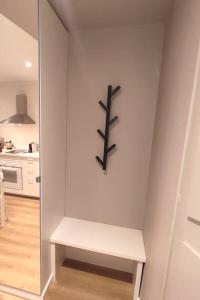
[[0, 160, 23, 190]]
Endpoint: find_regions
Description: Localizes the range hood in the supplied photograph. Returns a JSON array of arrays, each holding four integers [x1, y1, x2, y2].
[[0, 94, 35, 124]]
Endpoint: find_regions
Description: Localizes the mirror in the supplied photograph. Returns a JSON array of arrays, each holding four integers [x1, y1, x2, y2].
[[0, 0, 40, 294]]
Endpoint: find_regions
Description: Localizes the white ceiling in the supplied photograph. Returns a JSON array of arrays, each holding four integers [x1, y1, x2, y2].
[[49, 0, 173, 31], [0, 0, 38, 38], [0, 13, 38, 82]]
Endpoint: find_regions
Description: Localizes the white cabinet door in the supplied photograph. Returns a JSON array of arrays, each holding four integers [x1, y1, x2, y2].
[[23, 159, 40, 197], [164, 45, 200, 300], [39, 0, 69, 290]]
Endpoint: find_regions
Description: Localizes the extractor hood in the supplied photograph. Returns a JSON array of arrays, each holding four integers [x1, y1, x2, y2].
[[0, 94, 35, 124]]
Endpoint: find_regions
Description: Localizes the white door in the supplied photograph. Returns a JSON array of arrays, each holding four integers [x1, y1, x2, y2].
[[39, 0, 69, 290], [164, 45, 200, 300]]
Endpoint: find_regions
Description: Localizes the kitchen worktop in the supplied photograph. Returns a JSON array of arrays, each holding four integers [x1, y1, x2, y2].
[[0, 151, 39, 160]]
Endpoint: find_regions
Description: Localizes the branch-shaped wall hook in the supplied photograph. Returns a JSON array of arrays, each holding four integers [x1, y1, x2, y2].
[[96, 85, 121, 170]]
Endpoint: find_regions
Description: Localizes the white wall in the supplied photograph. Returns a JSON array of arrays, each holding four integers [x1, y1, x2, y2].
[[66, 24, 164, 230], [141, 1, 200, 299], [0, 81, 39, 149], [64, 23, 164, 272], [39, 0, 69, 290]]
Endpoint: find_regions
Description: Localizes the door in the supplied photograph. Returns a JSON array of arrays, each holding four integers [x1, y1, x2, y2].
[[164, 44, 200, 300], [39, 0, 69, 289]]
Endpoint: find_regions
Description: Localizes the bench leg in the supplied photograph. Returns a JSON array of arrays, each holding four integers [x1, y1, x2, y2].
[[133, 262, 143, 300], [51, 243, 65, 282], [50, 243, 56, 282]]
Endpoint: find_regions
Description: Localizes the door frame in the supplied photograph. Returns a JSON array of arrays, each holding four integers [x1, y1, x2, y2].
[[161, 39, 200, 300]]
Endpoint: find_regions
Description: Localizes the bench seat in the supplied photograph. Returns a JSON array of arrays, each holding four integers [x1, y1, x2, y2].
[[50, 217, 146, 300]]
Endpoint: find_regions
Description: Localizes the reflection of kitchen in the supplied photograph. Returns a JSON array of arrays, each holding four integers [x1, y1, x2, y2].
[[0, 86, 39, 198], [0, 11, 40, 294]]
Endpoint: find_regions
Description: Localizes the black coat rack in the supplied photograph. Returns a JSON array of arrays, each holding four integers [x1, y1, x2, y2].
[[96, 85, 121, 170]]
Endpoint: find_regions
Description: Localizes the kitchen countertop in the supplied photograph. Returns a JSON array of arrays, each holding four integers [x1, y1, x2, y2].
[[0, 151, 39, 160]]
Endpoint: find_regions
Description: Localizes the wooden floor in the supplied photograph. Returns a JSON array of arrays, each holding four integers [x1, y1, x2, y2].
[[0, 259, 133, 300], [45, 260, 133, 300], [0, 292, 24, 300], [0, 195, 40, 294], [0, 198, 132, 300]]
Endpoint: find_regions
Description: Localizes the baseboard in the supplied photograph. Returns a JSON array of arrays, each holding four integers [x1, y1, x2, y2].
[[41, 273, 53, 299], [0, 284, 41, 300], [65, 247, 134, 273], [0, 273, 53, 300]]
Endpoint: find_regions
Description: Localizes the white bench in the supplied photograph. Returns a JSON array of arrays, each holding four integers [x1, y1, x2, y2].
[[50, 217, 146, 300]]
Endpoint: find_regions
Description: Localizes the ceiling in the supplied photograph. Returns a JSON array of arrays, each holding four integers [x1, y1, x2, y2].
[[0, 0, 38, 38], [0, 13, 38, 82], [49, 0, 173, 31]]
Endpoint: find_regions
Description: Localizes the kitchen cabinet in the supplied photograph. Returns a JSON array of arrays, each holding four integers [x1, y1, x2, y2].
[[23, 158, 40, 198], [0, 156, 39, 198]]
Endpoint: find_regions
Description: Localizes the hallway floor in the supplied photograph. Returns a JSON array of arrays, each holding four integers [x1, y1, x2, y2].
[[0, 195, 40, 294], [45, 260, 133, 300], [0, 292, 23, 300], [0, 258, 133, 300]]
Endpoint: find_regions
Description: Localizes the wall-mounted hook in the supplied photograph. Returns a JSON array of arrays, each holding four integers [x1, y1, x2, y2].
[[96, 85, 121, 171]]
